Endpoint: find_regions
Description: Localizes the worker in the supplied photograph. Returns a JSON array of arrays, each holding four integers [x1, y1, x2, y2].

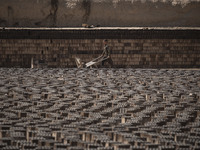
[[101, 39, 113, 67]]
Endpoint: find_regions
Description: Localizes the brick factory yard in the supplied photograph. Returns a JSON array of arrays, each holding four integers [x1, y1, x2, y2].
[[0, 68, 200, 150]]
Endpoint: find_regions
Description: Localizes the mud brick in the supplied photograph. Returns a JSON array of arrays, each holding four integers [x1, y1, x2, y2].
[[131, 146, 145, 150], [113, 144, 130, 150], [1, 137, 12, 146], [18, 112, 27, 118], [121, 116, 131, 123], [176, 144, 191, 149], [0, 125, 11, 130], [100, 127, 113, 132], [52, 131, 62, 141], [35, 146, 52, 150], [68, 147, 84, 150], [160, 146, 175, 150], [54, 143, 70, 149], [126, 127, 138, 132], [22, 143, 37, 150], [82, 131, 93, 142], [146, 144, 159, 149], [29, 137, 40, 145], [174, 133, 188, 142], [80, 112, 90, 117], [45, 140, 56, 147], [124, 43, 132, 47], [26, 130, 37, 142], [194, 147, 200, 150], [2, 146, 20, 150], [0, 143, 7, 149], [97, 147, 114, 150], [87, 143, 102, 149]]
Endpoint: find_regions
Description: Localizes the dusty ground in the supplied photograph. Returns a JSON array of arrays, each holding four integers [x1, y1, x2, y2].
[[0, 68, 200, 150]]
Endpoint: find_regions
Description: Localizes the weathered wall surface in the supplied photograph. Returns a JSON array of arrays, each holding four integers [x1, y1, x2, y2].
[[0, 28, 200, 68], [0, 0, 200, 27]]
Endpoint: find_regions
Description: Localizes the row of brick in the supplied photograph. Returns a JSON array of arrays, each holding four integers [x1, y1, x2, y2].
[[0, 68, 200, 149], [0, 29, 200, 39]]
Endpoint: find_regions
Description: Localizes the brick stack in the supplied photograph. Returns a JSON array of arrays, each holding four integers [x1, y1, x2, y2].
[[0, 28, 200, 68], [0, 68, 200, 149]]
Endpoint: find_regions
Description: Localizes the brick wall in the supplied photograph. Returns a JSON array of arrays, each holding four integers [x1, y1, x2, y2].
[[0, 28, 200, 68]]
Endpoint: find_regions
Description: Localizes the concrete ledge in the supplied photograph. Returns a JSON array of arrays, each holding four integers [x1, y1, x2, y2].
[[0, 27, 200, 39]]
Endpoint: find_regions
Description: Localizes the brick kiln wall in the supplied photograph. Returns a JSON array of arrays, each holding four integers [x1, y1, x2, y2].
[[0, 28, 200, 68]]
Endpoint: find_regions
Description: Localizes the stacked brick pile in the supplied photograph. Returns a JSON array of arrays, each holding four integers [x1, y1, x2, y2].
[[0, 68, 200, 150], [0, 28, 200, 68]]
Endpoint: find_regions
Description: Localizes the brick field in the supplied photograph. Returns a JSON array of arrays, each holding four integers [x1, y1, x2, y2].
[[0, 68, 200, 150]]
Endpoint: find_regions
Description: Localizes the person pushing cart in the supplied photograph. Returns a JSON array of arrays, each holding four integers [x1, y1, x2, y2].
[[75, 39, 113, 68], [101, 39, 113, 67]]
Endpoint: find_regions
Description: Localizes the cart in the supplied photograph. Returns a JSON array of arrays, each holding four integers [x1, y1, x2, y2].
[[75, 56, 108, 68]]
